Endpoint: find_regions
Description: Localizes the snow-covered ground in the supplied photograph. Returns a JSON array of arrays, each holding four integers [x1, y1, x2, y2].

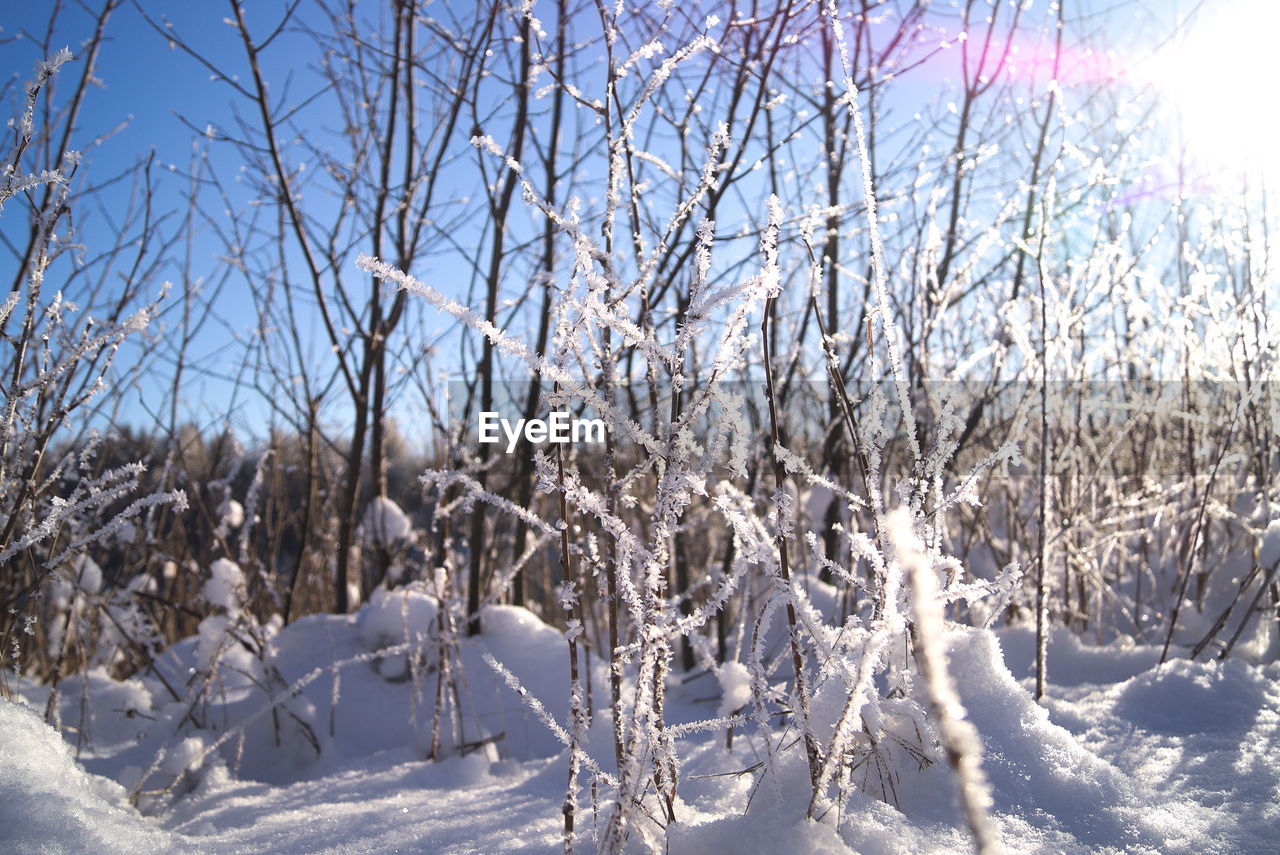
[[4, 595, 1277, 855]]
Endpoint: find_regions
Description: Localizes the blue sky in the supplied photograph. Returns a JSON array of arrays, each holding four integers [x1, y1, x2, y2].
[[3, 2, 308, 435], [2, 0, 1256, 446]]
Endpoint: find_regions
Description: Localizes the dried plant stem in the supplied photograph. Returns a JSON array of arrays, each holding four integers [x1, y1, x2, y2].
[[890, 510, 1003, 855], [762, 292, 821, 795]]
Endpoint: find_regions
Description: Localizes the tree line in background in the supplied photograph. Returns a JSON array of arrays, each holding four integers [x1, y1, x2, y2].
[[1, 0, 1277, 849]]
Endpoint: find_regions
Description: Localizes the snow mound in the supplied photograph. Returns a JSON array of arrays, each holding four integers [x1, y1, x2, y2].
[[945, 628, 1187, 853], [357, 496, 413, 547], [0, 700, 178, 855], [216, 498, 244, 530], [997, 624, 1163, 686], [202, 558, 244, 614], [716, 660, 751, 717], [1260, 518, 1280, 568], [674, 811, 863, 855], [356, 583, 441, 649], [1114, 657, 1267, 734]]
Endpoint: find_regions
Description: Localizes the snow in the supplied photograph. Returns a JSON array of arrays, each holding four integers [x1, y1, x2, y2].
[[217, 499, 245, 531], [356, 584, 440, 649], [7, 598, 1280, 854], [202, 558, 244, 614], [357, 496, 414, 547], [50, 555, 103, 605], [1261, 518, 1280, 569], [715, 661, 751, 717], [0, 701, 176, 855]]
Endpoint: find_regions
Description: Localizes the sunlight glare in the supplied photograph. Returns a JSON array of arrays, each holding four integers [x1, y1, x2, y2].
[[1143, 1, 1280, 181]]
